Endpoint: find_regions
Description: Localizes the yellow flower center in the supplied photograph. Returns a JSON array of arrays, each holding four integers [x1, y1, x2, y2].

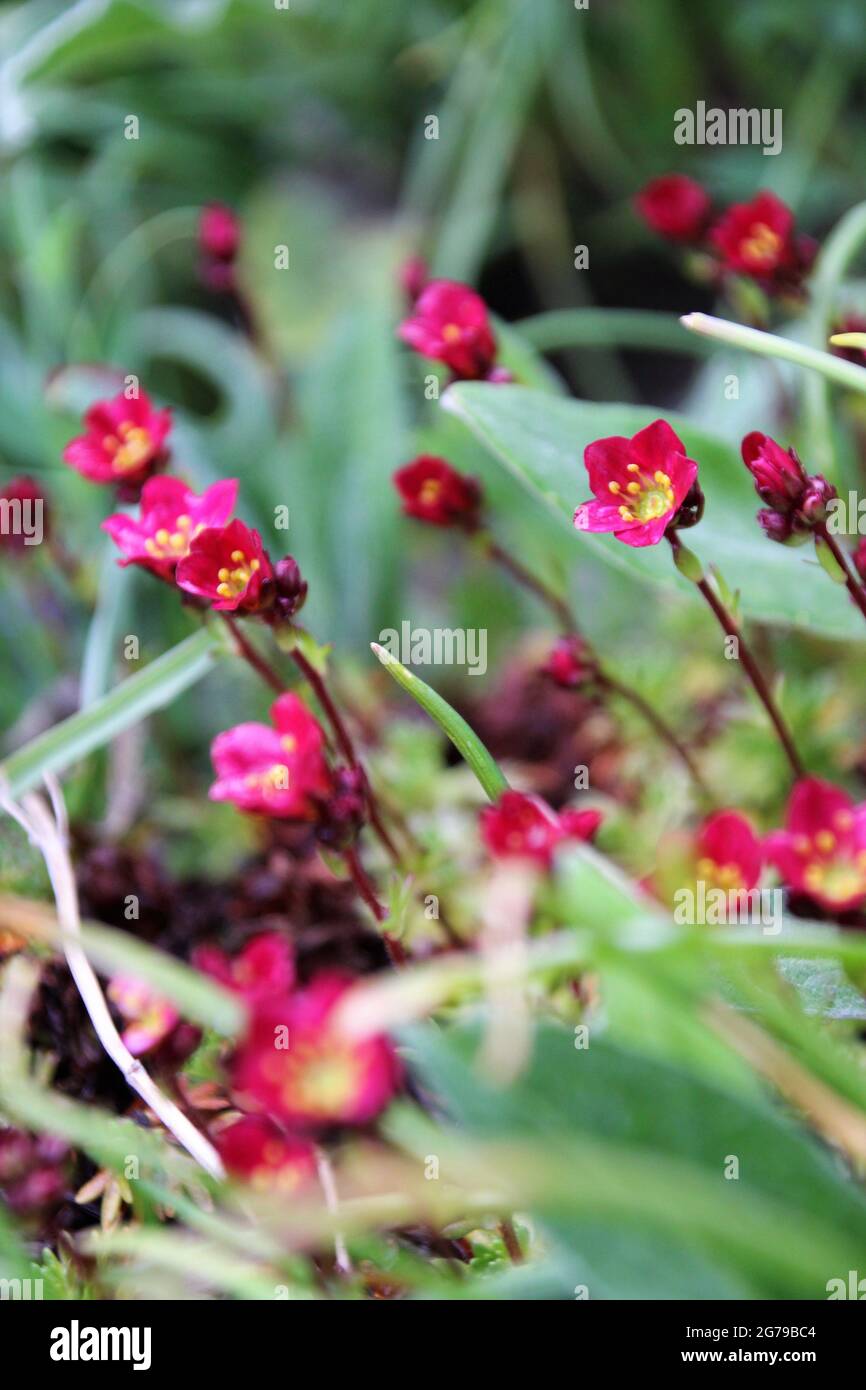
[[696, 857, 744, 891], [144, 514, 198, 561], [103, 421, 154, 474], [280, 1043, 361, 1117], [419, 479, 442, 505], [609, 463, 675, 523], [245, 763, 290, 796], [441, 323, 462, 342], [740, 222, 782, 267], [216, 548, 261, 600]]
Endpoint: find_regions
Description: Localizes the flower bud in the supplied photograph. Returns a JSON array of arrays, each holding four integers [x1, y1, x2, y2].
[[800, 475, 837, 524], [272, 555, 308, 619]]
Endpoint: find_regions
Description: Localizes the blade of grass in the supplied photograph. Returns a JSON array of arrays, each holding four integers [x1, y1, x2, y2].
[[370, 642, 508, 800]]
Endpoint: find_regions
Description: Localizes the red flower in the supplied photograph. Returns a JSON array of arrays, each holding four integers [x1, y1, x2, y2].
[[63, 389, 171, 487], [398, 279, 497, 380], [541, 635, 593, 688], [209, 691, 331, 819], [710, 191, 810, 286], [216, 1116, 316, 1192], [635, 174, 711, 243], [194, 933, 295, 1005], [695, 810, 763, 892], [0, 475, 49, 552], [175, 517, 273, 611], [480, 790, 602, 868], [574, 419, 698, 547], [102, 476, 237, 581], [199, 203, 241, 262], [766, 777, 866, 912], [393, 455, 482, 528], [231, 974, 401, 1129], [216, 1112, 318, 1189], [106, 975, 179, 1057]]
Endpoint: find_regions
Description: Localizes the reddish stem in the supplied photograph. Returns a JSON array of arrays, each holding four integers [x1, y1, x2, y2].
[[290, 645, 402, 862], [667, 535, 805, 780], [814, 523, 866, 627], [343, 845, 405, 966], [222, 615, 285, 695]]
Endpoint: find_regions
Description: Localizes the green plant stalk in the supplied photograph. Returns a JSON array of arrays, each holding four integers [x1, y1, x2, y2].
[[0, 628, 221, 798], [680, 312, 866, 397], [371, 643, 509, 801]]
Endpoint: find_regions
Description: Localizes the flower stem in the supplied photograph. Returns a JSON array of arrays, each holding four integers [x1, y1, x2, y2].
[[680, 312, 866, 398], [595, 671, 713, 800], [483, 534, 574, 633], [667, 535, 805, 779], [813, 522, 866, 627], [343, 845, 406, 966], [222, 615, 284, 694], [290, 646, 402, 863], [481, 530, 710, 797]]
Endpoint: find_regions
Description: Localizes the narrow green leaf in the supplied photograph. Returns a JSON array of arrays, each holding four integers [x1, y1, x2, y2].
[[1, 628, 221, 798], [370, 643, 508, 800]]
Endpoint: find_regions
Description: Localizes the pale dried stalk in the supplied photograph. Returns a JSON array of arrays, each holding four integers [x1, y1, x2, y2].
[[477, 861, 537, 1087], [0, 774, 224, 1180], [706, 999, 866, 1167], [315, 1146, 352, 1275]]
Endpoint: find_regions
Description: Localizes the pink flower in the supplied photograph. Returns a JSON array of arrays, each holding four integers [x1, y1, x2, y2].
[[695, 810, 763, 892], [199, 203, 241, 262], [393, 455, 482, 528], [194, 933, 295, 1005], [541, 635, 593, 688], [209, 692, 332, 820], [574, 419, 698, 547], [175, 517, 273, 612], [106, 975, 179, 1057], [231, 974, 402, 1129], [102, 476, 238, 581], [635, 174, 711, 243], [215, 1116, 316, 1192], [766, 777, 866, 913], [63, 389, 172, 488], [398, 279, 497, 380], [480, 790, 602, 868]]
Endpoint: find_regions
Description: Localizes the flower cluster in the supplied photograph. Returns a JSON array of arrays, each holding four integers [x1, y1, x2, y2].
[[636, 179, 815, 298], [64, 384, 308, 623], [740, 432, 836, 543], [193, 933, 400, 1186]]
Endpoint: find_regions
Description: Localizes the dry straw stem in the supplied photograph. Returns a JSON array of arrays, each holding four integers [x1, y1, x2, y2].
[[0, 773, 224, 1180], [706, 998, 866, 1167]]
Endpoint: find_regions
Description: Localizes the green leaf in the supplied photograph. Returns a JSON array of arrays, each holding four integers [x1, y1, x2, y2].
[[443, 383, 865, 641], [371, 643, 508, 800], [406, 1021, 866, 1299], [1, 628, 221, 798]]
